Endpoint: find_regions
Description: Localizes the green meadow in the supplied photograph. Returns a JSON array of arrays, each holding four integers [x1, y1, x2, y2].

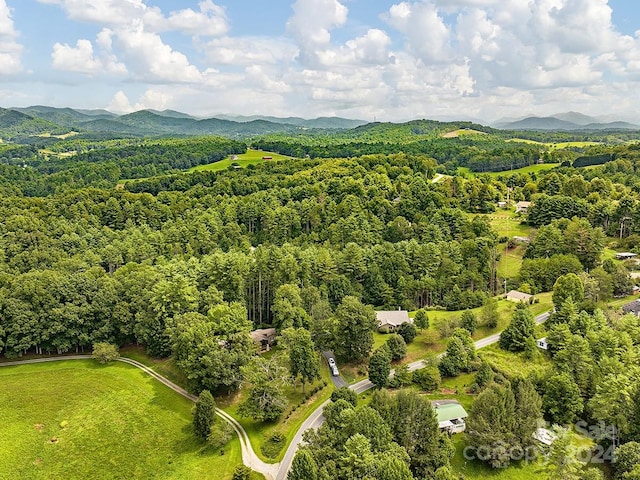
[[188, 149, 291, 172], [0, 360, 249, 480]]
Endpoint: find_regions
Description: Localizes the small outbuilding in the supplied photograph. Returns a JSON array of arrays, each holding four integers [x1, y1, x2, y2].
[[432, 400, 468, 434], [506, 290, 532, 303], [515, 201, 532, 214], [537, 337, 549, 350], [376, 310, 411, 332], [250, 328, 277, 352]]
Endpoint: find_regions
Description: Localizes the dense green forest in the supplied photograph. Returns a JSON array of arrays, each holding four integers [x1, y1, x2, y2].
[[2, 127, 640, 359], [2, 117, 640, 479]]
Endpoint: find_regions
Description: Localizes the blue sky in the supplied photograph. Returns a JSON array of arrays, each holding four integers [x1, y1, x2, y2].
[[1, 0, 639, 122]]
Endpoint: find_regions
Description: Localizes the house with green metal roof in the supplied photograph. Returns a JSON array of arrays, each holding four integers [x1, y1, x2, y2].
[[432, 400, 468, 434]]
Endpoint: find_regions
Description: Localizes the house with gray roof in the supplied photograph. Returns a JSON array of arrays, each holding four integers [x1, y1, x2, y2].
[[506, 290, 532, 303], [376, 310, 411, 332], [622, 299, 640, 317]]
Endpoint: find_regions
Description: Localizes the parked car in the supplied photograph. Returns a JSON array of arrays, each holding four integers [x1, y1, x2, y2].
[[327, 357, 339, 376]]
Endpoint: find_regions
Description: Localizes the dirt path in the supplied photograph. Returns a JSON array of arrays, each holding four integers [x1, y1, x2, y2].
[[0, 355, 280, 480]]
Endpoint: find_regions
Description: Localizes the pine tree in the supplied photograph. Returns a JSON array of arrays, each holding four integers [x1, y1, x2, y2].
[[193, 390, 216, 441], [414, 309, 429, 329], [369, 346, 391, 388]]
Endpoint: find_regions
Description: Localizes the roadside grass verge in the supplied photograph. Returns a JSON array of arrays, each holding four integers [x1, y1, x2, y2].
[[218, 360, 333, 464]]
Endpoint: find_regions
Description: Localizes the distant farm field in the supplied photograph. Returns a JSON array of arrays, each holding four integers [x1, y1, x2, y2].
[[507, 138, 601, 150], [189, 149, 291, 172], [0, 360, 244, 480], [442, 129, 488, 138], [458, 163, 559, 177]]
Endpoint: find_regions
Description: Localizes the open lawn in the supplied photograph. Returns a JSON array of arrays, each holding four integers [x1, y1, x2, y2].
[[487, 214, 535, 239], [497, 245, 526, 279], [188, 149, 291, 172], [0, 360, 254, 480], [450, 431, 603, 480]]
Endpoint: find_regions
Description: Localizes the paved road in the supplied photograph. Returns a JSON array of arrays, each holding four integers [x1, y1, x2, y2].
[[276, 309, 552, 479], [0, 355, 280, 480], [2, 309, 552, 480], [322, 351, 348, 388]]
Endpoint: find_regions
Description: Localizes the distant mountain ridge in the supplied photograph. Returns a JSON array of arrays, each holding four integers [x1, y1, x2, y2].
[[0, 106, 366, 138], [494, 112, 640, 131], [2, 106, 639, 139]]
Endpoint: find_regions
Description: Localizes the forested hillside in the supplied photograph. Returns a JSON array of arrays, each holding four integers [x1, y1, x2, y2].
[[2, 130, 640, 361]]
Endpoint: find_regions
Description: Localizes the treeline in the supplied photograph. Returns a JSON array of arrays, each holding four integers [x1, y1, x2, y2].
[[0, 137, 246, 196], [252, 136, 545, 173]]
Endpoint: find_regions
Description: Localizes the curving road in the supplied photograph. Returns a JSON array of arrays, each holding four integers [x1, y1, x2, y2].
[[1, 310, 551, 480], [275, 309, 551, 479], [0, 355, 280, 480]]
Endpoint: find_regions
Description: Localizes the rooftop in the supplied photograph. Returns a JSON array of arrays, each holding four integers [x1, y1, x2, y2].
[[622, 299, 640, 314], [376, 310, 411, 327], [250, 328, 277, 343], [506, 290, 532, 301], [432, 401, 468, 423]]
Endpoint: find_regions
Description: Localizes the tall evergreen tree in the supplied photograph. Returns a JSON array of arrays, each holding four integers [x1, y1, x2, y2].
[[193, 390, 216, 441]]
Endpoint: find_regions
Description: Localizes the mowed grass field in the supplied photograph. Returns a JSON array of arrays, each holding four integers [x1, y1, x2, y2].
[[506, 139, 601, 150], [442, 129, 488, 138], [458, 163, 559, 177], [0, 360, 249, 480], [188, 149, 291, 173]]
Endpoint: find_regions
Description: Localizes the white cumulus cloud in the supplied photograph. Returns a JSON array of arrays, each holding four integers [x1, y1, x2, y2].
[[0, 0, 22, 74], [286, 0, 348, 66], [52, 29, 126, 75]]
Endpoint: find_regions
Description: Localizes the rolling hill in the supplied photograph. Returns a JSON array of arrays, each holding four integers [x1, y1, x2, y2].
[[495, 113, 640, 131], [0, 106, 363, 139]]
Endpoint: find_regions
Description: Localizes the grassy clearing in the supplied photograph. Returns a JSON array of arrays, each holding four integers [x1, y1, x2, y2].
[[478, 343, 552, 379], [427, 373, 477, 411], [450, 431, 603, 480], [188, 149, 291, 173], [506, 139, 601, 150], [442, 129, 488, 138], [487, 215, 535, 239], [458, 164, 559, 178], [0, 360, 252, 480], [497, 245, 526, 279]]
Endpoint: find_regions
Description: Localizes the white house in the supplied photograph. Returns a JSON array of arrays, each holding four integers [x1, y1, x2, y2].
[[537, 337, 549, 350], [376, 310, 411, 332], [506, 290, 532, 303]]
